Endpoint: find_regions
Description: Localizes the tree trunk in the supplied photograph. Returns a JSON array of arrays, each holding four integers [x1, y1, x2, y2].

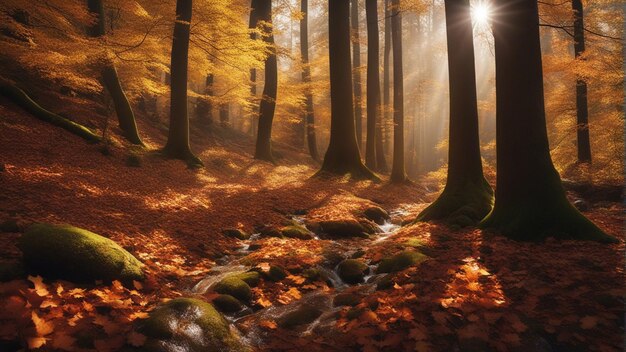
[[572, 0, 591, 163], [382, 0, 392, 160], [196, 74, 214, 126], [364, 0, 379, 169], [163, 0, 201, 166], [351, 0, 363, 149], [254, 0, 277, 162], [417, 0, 493, 226], [480, 0, 614, 242], [389, 0, 406, 183], [87, 0, 142, 145], [300, 0, 319, 161], [316, 0, 377, 180], [249, 0, 259, 137], [219, 102, 229, 125]]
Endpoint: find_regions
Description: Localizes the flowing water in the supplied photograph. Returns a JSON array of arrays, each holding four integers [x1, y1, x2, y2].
[[189, 207, 406, 348]]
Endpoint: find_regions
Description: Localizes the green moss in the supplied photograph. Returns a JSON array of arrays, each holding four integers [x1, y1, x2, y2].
[[212, 294, 243, 313], [302, 268, 322, 282], [376, 250, 427, 274], [277, 305, 323, 329], [333, 293, 361, 307], [213, 277, 251, 302], [18, 223, 144, 284], [404, 238, 426, 248], [417, 178, 494, 227], [139, 298, 247, 352], [375, 274, 394, 290], [337, 259, 369, 284], [222, 228, 250, 240], [267, 265, 287, 282], [229, 271, 260, 287], [280, 225, 314, 240]]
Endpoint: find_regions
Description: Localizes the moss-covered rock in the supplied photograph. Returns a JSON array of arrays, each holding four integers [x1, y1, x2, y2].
[[337, 259, 369, 284], [18, 223, 144, 284], [362, 206, 390, 225], [333, 292, 361, 307], [277, 305, 323, 329], [302, 268, 323, 282], [317, 219, 373, 238], [280, 225, 314, 240], [229, 271, 260, 287], [222, 228, 250, 240], [0, 262, 25, 282], [376, 250, 427, 274], [257, 225, 283, 238], [322, 250, 345, 267], [212, 294, 243, 313], [375, 274, 394, 290], [138, 298, 247, 352], [213, 277, 252, 302], [267, 265, 287, 282], [404, 238, 427, 248]]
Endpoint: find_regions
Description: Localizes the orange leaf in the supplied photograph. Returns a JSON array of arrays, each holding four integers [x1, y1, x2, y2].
[[27, 336, 47, 349], [127, 331, 147, 347], [259, 320, 277, 330], [28, 275, 49, 297], [31, 311, 54, 336]]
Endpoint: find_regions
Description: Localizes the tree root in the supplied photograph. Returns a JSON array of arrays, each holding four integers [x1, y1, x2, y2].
[[0, 83, 101, 143]]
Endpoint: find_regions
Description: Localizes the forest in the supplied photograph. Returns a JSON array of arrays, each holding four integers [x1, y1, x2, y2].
[[0, 0, 623, 351]]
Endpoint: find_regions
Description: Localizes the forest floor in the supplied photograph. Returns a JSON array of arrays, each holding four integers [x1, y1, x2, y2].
[[0, 100, 624, 352]]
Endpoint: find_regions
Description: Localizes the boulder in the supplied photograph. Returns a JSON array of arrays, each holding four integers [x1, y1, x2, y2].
[[316, 219, 374, 238], [267, 265, 287, 282], [376, 250, 427, 274], [138, 298, 247, 352], [277, 305, 323, 329], [362, 206, 390, 225], [18, 223, 144, 284], [280, 225, 315, 240], [213, 277, 252, 302], [223, 228, 250, 240], [337, 259, 369, 284], [212, 294, 243, 313], [333, 292, 361, 307]]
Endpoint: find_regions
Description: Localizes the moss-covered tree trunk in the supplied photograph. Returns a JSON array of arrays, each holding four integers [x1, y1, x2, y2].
[[572, 0, 591, 163], [389, 0, 407, 183], [382, 0, 392, 161], [254, 0, 277, 162], [364, 0, 379, 169], [86, 0, 142, 145], [163, 0, 201, 166], [480, 0, 614, 242], [351, 0, 363, 149], [316, 0, 377, 180], [417, 0, 493, 226], [300, 0, 319, 161], [249, 0, 260, 137]]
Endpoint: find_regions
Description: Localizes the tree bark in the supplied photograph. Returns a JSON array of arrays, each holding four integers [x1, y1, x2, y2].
[[249, 0, 260, 137], [220, 102, 229, 125], [417, 0, 493, 226], [389, 0, 407, 183], [364, 0, 379, 169], [163, 0, 201, 166], [87, 0, 142, 145], [316, 0, 377, 180], [351, 0, 363, 149], [480, 0, 614, 242], [572, 0, 591, 163], [382, 0, 392, 160], [254, 0, 277, 162], [300, 0, 319, 161]]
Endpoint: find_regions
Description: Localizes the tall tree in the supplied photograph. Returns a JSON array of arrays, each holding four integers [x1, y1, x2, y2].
[[300, 0, 319, 161], [249, 0, 260, 137], [417, 0, 493, 226], [382, 0, 392, 159], [163, 0, 201, 166], [86, 0, 143, 145], [351, 0, 363, 148], [572, 0, 592, 163], [317, 0, 377, 179], [220, 102, 229, 125], [480, 0, 614, 242], [389, 0, 407, 182], [364, 0, 379, 169], [254, 0, 277, 162]]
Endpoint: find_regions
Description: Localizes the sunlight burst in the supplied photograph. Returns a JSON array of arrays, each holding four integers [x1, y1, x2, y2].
[[471, 1, 492, 27]]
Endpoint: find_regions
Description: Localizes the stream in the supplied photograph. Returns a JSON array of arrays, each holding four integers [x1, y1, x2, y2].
[[188, 207, 407, 349]]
